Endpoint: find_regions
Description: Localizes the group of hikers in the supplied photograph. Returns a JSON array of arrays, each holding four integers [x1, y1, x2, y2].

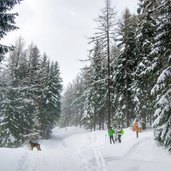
[[107, 119, 141, 144], [107, 126, 124, 144]]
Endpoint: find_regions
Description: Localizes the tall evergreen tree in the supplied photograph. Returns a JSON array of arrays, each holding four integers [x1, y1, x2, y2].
[[152, 0, 171, 149], [132, 0, 158, 129], [90, 0, 116, 128], [27, 43, 43, 139], [114, 9, 138, 127], [0, 37, 34, 147], [0, 0, 22, 60], [41, 61, 62, 138], [82, 41, 107, 130]]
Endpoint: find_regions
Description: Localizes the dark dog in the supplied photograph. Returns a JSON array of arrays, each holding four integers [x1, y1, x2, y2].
[[29, 140, 41, 151]]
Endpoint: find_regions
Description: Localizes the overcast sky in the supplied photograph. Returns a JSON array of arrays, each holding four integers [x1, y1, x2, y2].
[[3, 0, 138, 87]]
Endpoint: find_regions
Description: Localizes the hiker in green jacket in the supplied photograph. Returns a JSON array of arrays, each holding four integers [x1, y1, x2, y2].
[[108, 127, 115, 144]]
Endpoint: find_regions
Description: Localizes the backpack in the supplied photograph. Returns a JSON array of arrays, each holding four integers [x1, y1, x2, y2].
[[121, 129, 124, 135]]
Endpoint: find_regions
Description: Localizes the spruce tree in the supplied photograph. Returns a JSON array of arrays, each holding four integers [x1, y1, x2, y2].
[[0, 0, 22, 60], [82, 41, 107, 130], [0, 37, 33, 147], [42, 61, 62, 138], [132, 0, 158, 129], [152, 0, 171, 149], [27, 43, 42, 139], [114, 9, 138, 127]]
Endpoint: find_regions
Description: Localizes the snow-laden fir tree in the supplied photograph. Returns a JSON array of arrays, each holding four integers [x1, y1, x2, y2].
[[132, 0, 159, 129], [0, 38, 35, 147], [42, 61, 62, 138], [152, 0, 171, 149], [0, 0, 22, 60], [113, 9, 138, 127], [81, 41, 107, 130]]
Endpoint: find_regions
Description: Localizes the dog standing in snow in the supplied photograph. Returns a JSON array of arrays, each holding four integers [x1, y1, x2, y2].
[[29, 140, 41, 151]]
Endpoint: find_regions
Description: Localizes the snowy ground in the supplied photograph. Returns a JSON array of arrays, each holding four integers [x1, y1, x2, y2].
[[0, 126, 171, 171]]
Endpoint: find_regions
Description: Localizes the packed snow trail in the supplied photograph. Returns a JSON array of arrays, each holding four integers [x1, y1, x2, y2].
[[16, 127, 92, 171], [0, 127, 171, 171]]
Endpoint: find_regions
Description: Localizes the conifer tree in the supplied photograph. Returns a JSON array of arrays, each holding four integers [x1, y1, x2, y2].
[[152, 0, 171, 149], [0, 0, 22, 60], [90, 0, 116, 128], [0, 37, 33, 147], [82, 41, 107, 130], [114, 9, 138, 127], [132, 0, 158, 129], [42, 61, 62, 138]]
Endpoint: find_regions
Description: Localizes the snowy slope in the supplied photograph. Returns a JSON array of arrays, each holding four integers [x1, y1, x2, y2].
[[0, 126, 171, 171]]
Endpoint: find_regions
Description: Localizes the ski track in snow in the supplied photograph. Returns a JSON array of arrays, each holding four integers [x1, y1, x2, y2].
[[94, 148, 107, 171], [83, 135, 153, 171], [123, 137, 152, 159], [78, 149, 91, 171], [104, 137, 153, 162], [88, 136, 156, 171]]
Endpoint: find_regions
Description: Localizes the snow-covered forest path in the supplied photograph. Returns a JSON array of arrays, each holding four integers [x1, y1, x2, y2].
[[0, 127, 171, 171], [16, 127, 90, 171]]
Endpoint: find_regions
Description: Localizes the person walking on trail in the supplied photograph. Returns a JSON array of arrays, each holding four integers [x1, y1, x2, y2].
[[117, 126, 124, 143], [132, 118, 141, 138], [108, 127, 115, 144]]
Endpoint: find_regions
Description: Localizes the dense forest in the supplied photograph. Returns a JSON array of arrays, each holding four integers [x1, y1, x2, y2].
[[0, 0, 62, 147], [60, 0, 171, 150]]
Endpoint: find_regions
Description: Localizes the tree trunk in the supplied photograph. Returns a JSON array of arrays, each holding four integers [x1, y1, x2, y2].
[[106, 1, 111, 129]]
